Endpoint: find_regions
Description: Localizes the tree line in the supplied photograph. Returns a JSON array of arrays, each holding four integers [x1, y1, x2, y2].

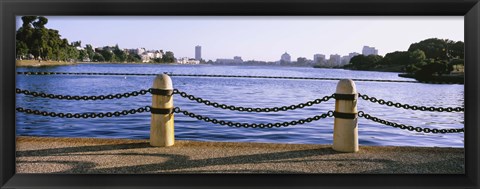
[[344, 38, 464, 77], [16, 16, 176, 63], [16, 16, 79, 61]]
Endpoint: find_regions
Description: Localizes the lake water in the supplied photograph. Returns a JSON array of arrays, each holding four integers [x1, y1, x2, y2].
[[15, 63, 464, 147]]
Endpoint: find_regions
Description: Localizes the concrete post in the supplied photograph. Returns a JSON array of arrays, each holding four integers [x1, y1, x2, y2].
[[332, 79, 358, 152], [150, 74, 174, 147]]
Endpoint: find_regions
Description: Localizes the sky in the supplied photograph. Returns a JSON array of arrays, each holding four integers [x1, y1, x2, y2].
[[16, 16, 463, 62]]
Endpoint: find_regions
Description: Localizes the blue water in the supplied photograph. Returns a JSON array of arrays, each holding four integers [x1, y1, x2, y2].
[[16, 63, 464, 147]]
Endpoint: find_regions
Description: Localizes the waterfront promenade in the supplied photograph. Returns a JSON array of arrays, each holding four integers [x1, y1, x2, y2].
[[16, 136, 464, 174]]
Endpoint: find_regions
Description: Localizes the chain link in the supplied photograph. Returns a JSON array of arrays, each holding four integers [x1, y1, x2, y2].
[[17, 72, 419, 83], [173, 107, 334, 128], [358, 93, 464, 112], [173, 89, 334, 112], [16, 71, 157, 76], [16, 106, 151, 118], [358, 111, 464, 134], [16, 88, 151, 100]]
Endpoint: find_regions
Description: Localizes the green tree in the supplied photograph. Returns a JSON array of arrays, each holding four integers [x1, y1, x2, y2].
[[381, 51, 411, 65], [448, 41, 464, 59], [113, 44, 127, 62], [127, 53, 141, 62], [85, 44, 95, 61], [348, 55, 383, 70], [409, 49, 426, 64], [162, 51, 176, 63], [408, 38, 453, 60], [100, 50, 114, 62], [16, 16, 81, 62], [93, 53, 105, 62], [16, 40, 29, 59], [415, 62, 448, 79]]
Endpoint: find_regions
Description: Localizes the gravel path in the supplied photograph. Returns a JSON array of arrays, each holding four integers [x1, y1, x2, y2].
[[16, 136, 464, 174]]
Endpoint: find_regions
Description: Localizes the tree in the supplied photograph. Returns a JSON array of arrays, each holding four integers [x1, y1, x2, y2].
[[93, 53, 105, 62], [408, 38, 450, 60], [113, 44, 127, 62], [448, 41, 464, 59], [348, 54, 383, 70], [127, 53, 141, 63], [32, 16, 48, 29], [409, 49, 426, 64], [162, 51, 176, 63], [16, 16, 81, 62], [100, 50, 114, 62], [16, 40, 29, 59], [415, 62, 448, 79], [85, 44, 95, 61], [381, 51, 411, 65]]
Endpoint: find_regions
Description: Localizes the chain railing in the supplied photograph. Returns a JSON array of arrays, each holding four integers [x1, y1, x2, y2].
[[15, 74, 465, 148], [16, 71, 419, 83], [358, 111, 464, 133], [16, 88, 151, 100], [358, 93, 464, 112], [16, 87, 335, 112], [16, 106, 151, 118], [175, 107, 334, 128], [174, 89, 335, 112], [15, 88, 464, 133], [15, 105, 333, 128], [15, 74, 466, 152]]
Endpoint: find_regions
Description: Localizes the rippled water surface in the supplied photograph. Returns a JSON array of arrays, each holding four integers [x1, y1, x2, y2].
[[16, 63, 464, 147]]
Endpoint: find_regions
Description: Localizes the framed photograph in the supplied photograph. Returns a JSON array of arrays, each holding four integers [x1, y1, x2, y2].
[[1, 0, 479, 188]]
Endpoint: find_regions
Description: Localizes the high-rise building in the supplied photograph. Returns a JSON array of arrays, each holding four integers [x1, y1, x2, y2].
[[362, 46, 378, 56], [329, 54, 341, 66], [281, 52, 291, 63], [195, 45, 202, 60], [348, 52, 360, 59], [313, 54, 326, 64]]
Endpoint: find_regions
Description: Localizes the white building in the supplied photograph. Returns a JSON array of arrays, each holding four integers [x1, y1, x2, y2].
[[313, 54, 326, 64], [136, 48, 146, 55], [177, 57, 200, 64], [215, 56, 243, 64], [195, 45, 202, 60], [340, 52, 360, 65], [341, 56, 350, 65], [153, 50, 163, 59], [280, 52, 291, 63], [362, 46, 378, 56], [329, 54, 341, 66], [348, 52, 360, 59], [140, 53, 150, 63]]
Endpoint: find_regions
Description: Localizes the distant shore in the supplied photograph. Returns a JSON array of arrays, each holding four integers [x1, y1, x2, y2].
[[341, 65, 405, 73], [16, 60, 77, 67]]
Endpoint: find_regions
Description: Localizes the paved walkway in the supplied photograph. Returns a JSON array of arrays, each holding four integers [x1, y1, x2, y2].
[[16, 136, 464, 174]]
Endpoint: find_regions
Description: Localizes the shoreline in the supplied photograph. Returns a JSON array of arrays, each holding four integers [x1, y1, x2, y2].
[[16, 136, 464, 174], [16, 60, 77, 67]]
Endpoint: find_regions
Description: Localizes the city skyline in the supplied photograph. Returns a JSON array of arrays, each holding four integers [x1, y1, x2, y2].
[[16, 16, 463, 62]]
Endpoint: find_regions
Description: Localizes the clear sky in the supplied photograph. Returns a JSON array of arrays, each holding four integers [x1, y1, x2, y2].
[[16, 16, 463, 62]]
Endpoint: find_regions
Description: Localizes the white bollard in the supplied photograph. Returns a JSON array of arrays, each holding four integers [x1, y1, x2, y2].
[[332, 79, 358, 152], [150, 74, 174, 147]]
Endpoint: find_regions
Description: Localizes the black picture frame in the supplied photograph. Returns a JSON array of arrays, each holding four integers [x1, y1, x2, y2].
[[1, 0, 479, 188]]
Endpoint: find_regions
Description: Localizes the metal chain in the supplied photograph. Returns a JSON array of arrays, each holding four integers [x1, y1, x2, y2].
[[173, 89, 334, 112], [358, 111, 464, 134], [16, 72, 157, 76], [358, 93, 464, 112], [16, 72, 419, 83], [16, 88, 151, 100], [173, 107, 334, 128], [16, 106, 151, 118]]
